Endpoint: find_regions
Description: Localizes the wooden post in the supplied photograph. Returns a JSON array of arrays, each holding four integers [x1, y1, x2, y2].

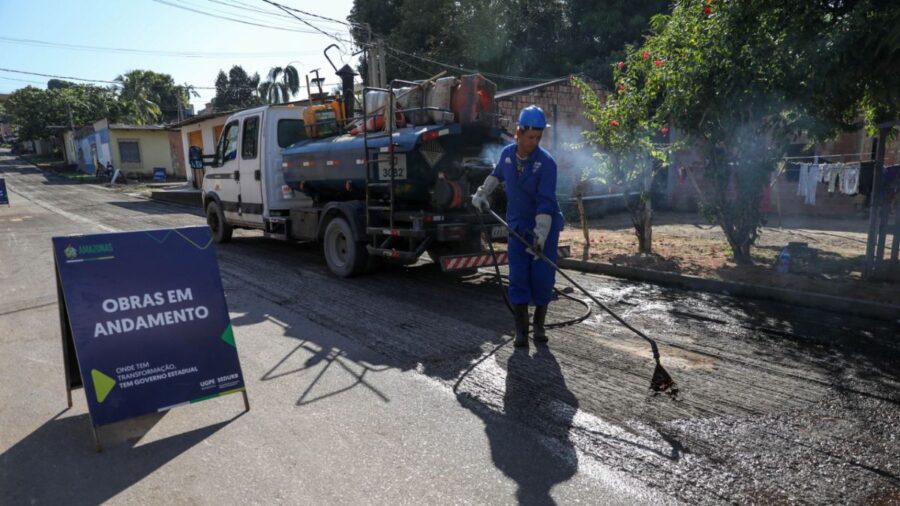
[[576, 181, 590, 261], [863, 127, 889, 279]]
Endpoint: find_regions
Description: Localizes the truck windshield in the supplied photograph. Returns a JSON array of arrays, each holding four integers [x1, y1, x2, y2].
[[278, 119, 307, 148]]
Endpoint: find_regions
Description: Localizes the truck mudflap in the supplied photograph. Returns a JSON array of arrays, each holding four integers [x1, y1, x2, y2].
[[439, 245, 571, 272]]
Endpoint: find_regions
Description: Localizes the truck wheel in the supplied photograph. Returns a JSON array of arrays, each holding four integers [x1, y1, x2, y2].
[[206, 201, 233, 243], [323, 216, 367, 277]]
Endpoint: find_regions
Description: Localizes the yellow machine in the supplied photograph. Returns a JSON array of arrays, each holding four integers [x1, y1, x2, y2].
[[304, 101, 346, 139]]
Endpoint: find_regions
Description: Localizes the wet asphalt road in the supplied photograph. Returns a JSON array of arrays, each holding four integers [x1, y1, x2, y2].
[[2, 153, 899, 505]]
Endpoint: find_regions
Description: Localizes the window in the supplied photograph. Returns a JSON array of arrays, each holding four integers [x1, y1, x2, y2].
[[242, 116, 260, 159], [218, 121, 239, 163], [119, 141, 141, 163], [278, 119, 307, 148]]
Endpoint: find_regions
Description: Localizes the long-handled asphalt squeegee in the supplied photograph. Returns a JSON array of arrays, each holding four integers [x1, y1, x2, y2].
[[488, 209, 678, 397]]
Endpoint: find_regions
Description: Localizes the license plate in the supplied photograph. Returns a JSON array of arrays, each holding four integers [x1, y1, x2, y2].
[[491, 225, 507, 239], [378, 154, 407, 181]]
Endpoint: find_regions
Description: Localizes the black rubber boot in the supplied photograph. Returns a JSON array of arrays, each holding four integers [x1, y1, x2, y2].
[[533, 305, 548, 343], [513, 304, 529, 348]]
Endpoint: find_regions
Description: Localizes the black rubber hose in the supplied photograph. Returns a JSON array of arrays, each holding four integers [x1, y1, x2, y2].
[[475, 207, 592, 330]]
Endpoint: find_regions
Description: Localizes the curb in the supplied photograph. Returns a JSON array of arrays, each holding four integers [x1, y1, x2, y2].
[[558, 258, 900, 322]]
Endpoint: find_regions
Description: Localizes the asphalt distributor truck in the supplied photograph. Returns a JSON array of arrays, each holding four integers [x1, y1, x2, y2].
[[201, 67, 529, 277]]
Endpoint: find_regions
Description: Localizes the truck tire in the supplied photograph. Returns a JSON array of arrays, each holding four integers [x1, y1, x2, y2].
[[323, 216, 367, 277], [206, 201, 233, 243]]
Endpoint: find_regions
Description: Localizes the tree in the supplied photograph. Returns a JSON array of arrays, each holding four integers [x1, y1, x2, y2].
[[114, 70, 186, 124], [349, 0, 570, 85], [574, 62, 667, 255], [47, 79, 77, 90], [348, 0, 671, 87], [566, 0, 671, 85], [4, 84, 121, 141], [617, 0, 900, 265], [259, 65, 300, 104], [211, 66, 261, 111]]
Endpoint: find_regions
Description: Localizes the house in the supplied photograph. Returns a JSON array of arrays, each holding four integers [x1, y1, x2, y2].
[[170, 111, 232, 188], [71, 119, 174, 178], [496, 76, 635, 216], [666, 127, 900, 218]]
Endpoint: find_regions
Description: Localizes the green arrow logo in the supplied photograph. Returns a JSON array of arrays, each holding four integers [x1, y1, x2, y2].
[[91, 369, 116, 403], [221, 324, 235, 347]]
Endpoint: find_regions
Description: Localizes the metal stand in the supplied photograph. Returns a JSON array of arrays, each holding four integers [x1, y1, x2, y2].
[[92, 425, 102, 453], [241, 389, 250, 412]]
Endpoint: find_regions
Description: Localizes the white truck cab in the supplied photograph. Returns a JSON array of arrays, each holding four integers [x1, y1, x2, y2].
[[202, 104, 312, 242]]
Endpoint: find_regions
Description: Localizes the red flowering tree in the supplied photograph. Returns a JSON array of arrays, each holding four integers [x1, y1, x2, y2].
[[611, 0, 899, 265], [573, 49, 668, 255]]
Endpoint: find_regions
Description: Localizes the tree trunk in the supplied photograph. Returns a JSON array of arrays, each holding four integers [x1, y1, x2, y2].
[[721, 221, 754, 265], [637, 197, 653, 254]]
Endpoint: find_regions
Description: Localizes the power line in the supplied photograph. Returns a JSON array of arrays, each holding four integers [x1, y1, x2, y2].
[[213, 0, 354, 28], [261, 0, 361, 28], [0, 35, 322, 59], [150, 0, 346, 36], [0, 75, 47, 85], [0, 66, 343, 94], [0, 67, 121, 85], [260, 0, 350, 45], [383, 45, 559, 83]]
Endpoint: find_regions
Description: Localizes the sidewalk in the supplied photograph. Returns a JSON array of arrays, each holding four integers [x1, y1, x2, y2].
[[559, 211, 899, 320]]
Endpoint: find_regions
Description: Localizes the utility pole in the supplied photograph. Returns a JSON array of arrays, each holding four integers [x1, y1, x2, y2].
[[367, 39, 387, 88]]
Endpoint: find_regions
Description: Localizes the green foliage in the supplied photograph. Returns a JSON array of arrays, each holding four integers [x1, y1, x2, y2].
[[259, 65, 301, 104], [212, 66, 262, 112], [4, 84, 121, 141], [567, 0, 672, 84], [574, 49, 670, 254], [348, 0, 669, 87], [114, 70, 190, 124], [614, 0, 900, 264]]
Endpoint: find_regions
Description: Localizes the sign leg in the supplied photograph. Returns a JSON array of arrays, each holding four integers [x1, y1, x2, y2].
[[92, 425, 103, 453], [242, 389, 250, 412], [66, 386, 72, 408]]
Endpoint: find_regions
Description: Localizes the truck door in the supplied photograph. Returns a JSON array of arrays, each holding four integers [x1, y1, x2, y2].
[[238, 114, 264, 225], [210, 119, 242, 222]]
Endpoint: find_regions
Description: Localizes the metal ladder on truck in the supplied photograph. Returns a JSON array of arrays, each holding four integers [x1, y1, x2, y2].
[[361, 82, 430, 263]]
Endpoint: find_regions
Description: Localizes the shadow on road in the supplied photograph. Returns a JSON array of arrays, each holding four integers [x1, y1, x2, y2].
[[459, 345, 579, 505], [0, 408, 242, 505], [107, 200, 203, 216]]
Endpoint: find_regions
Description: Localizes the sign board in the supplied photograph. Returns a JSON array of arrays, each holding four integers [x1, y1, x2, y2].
[[153, 167, 167, 182], [0, 178, 8, 205], [188, 146, 205, 170], [53, 226, 247, 431]]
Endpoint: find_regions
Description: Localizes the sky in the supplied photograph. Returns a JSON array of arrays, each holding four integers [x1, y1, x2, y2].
[[0, 0, 358, 110]]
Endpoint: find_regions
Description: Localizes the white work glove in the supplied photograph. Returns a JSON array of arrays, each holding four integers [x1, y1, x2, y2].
[[533, 214, 552, 255], [471, 175, 499, 213]]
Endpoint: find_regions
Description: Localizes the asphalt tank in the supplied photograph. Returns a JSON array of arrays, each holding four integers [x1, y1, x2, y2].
[[281, 123, 505, 212]]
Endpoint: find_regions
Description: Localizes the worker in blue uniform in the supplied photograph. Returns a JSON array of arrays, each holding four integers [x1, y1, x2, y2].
[[472, 105, 565, 347]]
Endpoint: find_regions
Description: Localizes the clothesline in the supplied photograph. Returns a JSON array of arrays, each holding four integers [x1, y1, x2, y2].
[[781, 152, 873, 161]]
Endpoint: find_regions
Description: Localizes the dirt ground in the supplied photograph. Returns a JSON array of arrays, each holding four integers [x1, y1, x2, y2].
[[560, 211, 900, 305]]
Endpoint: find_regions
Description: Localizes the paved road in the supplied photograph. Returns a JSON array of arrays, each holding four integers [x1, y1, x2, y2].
[[1, 152, 898, 505]]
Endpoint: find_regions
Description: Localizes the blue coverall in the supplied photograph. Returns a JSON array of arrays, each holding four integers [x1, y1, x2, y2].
[[491, 144, 565, 306]]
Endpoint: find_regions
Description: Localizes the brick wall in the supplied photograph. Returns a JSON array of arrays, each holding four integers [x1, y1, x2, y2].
[[496, 80, 608, 197]]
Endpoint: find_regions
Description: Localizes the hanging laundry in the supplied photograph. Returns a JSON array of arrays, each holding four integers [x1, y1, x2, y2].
[[826, 163, 842, 193], [840, 163, 860, 195], [858, 161, 875, 196], [884, 165, 900, 202], [805, 164, 821, 205], [796, 163, 809, 197]]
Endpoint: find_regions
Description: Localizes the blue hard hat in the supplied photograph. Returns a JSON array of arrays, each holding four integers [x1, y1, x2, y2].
[[517, 105, 547, 129]]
